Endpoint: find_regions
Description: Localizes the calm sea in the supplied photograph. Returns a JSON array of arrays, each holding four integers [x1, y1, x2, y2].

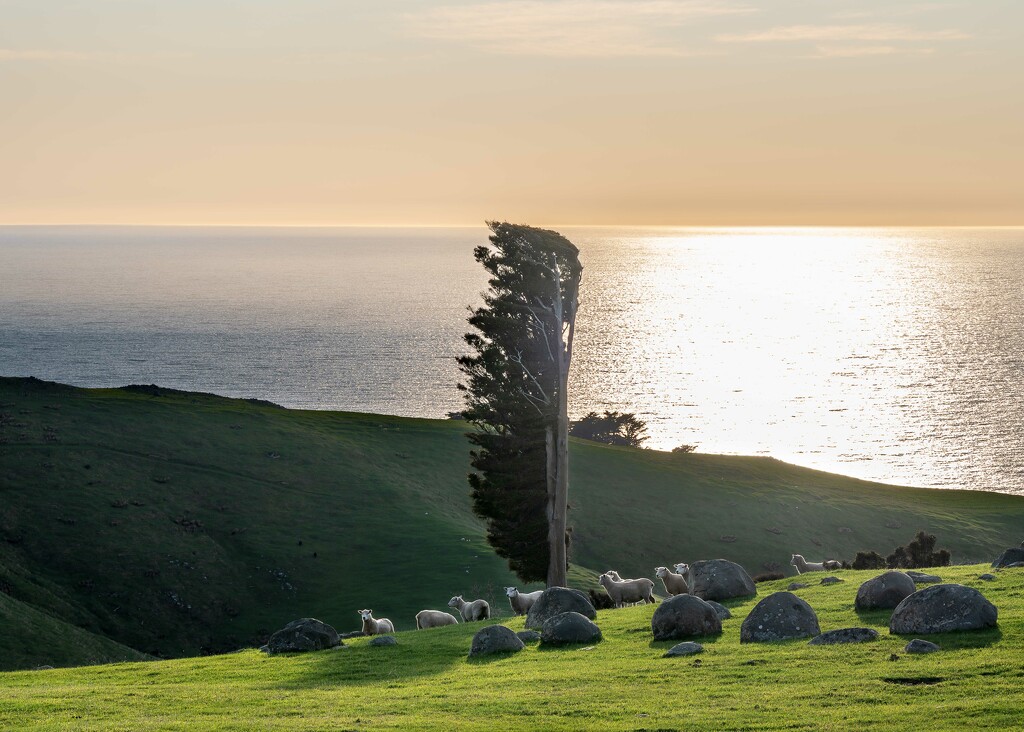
[[1, 225, 1022, 494]]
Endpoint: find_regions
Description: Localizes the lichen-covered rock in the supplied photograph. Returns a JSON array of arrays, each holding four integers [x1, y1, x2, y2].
[[468, 625, 524, 657], [651, 595, 722, 641], [266, 618, 341, 654], [889, 584, 997, 635], [809, 627, 879, 645], [855, 571, 917, 611], [525, 587, 596, 629], [540, 612, 602, 646], [979, 574, 996, 581], [905, 638, 941, 653], [516, 630, 541, 644], [706, 600, 732, 620], [688, 559, 757, 602], [663, 642, 704, 657], [369, 635, 397, 647], [820, 576, 844, 586], [740, 592, 820, 643], [992, 547, 1024, 568], [788, 582, 810, 591]]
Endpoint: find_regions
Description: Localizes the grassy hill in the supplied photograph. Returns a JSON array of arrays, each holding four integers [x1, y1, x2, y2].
[[2, 564, 1022, 730], [1, 376, 1022, 671]]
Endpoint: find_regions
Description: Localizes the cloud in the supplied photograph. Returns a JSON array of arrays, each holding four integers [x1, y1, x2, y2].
[[403, 0, 756, 57], [0, 49, 95, 61], [716, 24, 970, 43], [812, 45, 936, 58]]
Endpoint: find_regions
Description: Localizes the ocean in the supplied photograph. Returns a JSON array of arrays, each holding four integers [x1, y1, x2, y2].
[[1, 225, 1021, 494]]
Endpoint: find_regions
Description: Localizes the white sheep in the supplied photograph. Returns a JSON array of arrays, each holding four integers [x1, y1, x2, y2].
[[448, 594, 490, 621], [672, 562, 693, 594], [358, 608, 395, 635], [655, 566, 689, 596], [415, 609, 460, 629], [505, 586, 543, 616], [791, 554, 826, 574], [598, 573, 655, 608]]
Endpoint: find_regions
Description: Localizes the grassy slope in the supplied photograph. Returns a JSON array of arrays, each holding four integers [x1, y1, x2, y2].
[[1, 377, 1022, 671], [2, 564, 1022, 731]]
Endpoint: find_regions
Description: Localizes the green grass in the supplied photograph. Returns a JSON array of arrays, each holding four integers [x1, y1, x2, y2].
[[1, 376, 1023, 672], [2, 564, 1022, 730]]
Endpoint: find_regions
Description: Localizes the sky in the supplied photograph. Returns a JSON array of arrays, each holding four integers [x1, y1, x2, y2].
[[1, 0, 1021, 226]]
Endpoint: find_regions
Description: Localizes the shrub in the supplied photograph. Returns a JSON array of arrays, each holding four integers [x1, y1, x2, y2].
[[887, 531, 951, 569], [852, 551, 887, 570], [672, 444, 697, 454], [570, 411, 648, 448]]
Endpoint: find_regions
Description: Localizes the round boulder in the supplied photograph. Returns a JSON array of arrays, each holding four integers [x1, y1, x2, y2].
[[706, 600, 732, 620], [992, 547, 1024, 568], [906, 571, 941, 584], [788, 582, 809, 591], [905, 638, 941, 653], [369, 635, 397, 647], [516, 630, 541, 644], [469, 625, 525, 657], [663, 641, 704, 657], [266, 618, 341, 654], [525, 587, 596, 629], [809, 627, 879, 645], [855, 571, 917, 611], [890, 584, 997, 635], [979, 574, 996, 581], [540, 612, 602, 646], [651, 595, 723, 641], [740, 592, 820, 643], [689, 559, 757, 602]]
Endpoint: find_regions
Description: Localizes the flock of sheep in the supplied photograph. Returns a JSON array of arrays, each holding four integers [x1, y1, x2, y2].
[[357, 555, 842, 634]]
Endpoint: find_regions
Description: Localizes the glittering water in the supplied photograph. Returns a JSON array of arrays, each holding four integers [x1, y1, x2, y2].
[[1, 225, 1022, 494]]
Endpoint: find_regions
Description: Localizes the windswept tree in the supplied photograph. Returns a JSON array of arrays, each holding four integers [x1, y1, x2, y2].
[[458, 222, 582, 587]]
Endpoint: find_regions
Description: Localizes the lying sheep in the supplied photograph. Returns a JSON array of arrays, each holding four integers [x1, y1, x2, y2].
[[505, 586, 543, 616], [448, 594, 490, 621], [358, 609, 395, 635], [672, 562, 693, 594], [598, 573, 655, 608], [415, 609, 460, 629], [655, 566, 689, 596]]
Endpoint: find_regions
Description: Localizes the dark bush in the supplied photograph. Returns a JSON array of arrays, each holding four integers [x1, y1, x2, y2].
[[852, 551, 887, 570], [887, 531, 951, 569], [570, 411, 648, 448], [672, 444, 697, 454]]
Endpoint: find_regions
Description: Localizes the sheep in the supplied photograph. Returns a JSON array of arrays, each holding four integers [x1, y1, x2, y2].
[[448, 594, 490, 621], [790, 554, 826, 574], [505, 586, 543, 616], [415, 609, 460, 629], [604, 569, 624, 581], [358, 609, 395, 635], [598, 573, 656, 608], [672, 562, 693, 594], [655, 566, 689, 596], [823, 559, 842, 571]]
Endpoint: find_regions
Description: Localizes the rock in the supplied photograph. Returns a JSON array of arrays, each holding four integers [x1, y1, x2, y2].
[[992, 547, 1024, 568], [369, 635, 397, 647], [33, 665, 55, 671], [469, 625, 525, 657], [905, 638, 941, 654], [906, 571, 942, 584], [706, 600, 732, 620], [540, 612, 603, 646], [809, 628, 879, 645], [979, 574, 996, 581], [663, 642, 704, 657], [740, 592, 821, 643], [889, 584, 998, 635], [516, 630, 541, 643], [855, 571, 917, 611], [340, 631, 367, 639], [266, 618, 341, 654], [525, 587, 596, 629], [820, 576, 843, 585], [688, 559, 757, 602], [788, 582, 810, 591], [651, 595, 723, 641]]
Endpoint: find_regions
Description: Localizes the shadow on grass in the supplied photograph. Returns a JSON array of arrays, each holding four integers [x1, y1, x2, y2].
[[890, 627, 1003, 649], [647, 632, 724, 650]]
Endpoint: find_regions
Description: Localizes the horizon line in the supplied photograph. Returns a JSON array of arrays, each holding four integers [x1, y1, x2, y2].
[[1, 222, 1023, 230]]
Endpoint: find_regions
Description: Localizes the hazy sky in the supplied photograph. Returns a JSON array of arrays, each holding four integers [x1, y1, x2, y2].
[[2, 1, 1021, 225]]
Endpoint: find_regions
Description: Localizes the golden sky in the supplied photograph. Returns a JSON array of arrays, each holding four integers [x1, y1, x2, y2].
[[1, 1, 1021, 225]]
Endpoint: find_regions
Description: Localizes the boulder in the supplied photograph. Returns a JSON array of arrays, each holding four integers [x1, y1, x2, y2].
[[663, 642, 704, 657], [706, 600, 732, 620], [369, 635, 397, 647], [855, 571, 917, 611], [516, 630, 541, 644], [809, 628, 879, 645], [820, 576, 843, 585], [889, 584, 998, 635], [688, 559, 757, 602], [651, 595, 723, 641], [788, 582, 809, 591], [979, 574, 996, 581], [469, 625, 525, 657], [540, 612, 602, 646], [906, 571, 941, 584], [525, 587, 596, 629], [266, 618, 341, 654], [905, 638, 941, 654], [992, 547, 1024, 568], [740, 592, 820, 643]]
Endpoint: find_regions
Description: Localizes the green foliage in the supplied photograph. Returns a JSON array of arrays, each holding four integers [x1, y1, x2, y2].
[[887, 531, 952, 569], [672, 443, 697, 453], [569, 411, 649, 448], [852, 550, 888, 570]]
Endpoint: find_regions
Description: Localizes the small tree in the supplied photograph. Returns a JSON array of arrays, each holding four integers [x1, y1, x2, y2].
[[569, 411, 649, 448]]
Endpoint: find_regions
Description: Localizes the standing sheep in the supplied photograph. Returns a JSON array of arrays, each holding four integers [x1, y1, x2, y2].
[[415, 609, 460, 629], [655, 566, 689, 596], [598, 573, 656, 608], [505, 587, 543, 616], [448, 594, 490, 621], [791, 554, 826, 574], [358, 609, 395, 635], [672, 563, 693, 594]]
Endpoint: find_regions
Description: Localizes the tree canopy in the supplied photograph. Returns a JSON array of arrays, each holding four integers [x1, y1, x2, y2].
[[569, 411, 649, 448]]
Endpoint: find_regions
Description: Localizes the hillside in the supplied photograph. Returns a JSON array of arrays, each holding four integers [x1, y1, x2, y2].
[[2, 564, 1021, 730], [1, 376, 1023, 671]]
